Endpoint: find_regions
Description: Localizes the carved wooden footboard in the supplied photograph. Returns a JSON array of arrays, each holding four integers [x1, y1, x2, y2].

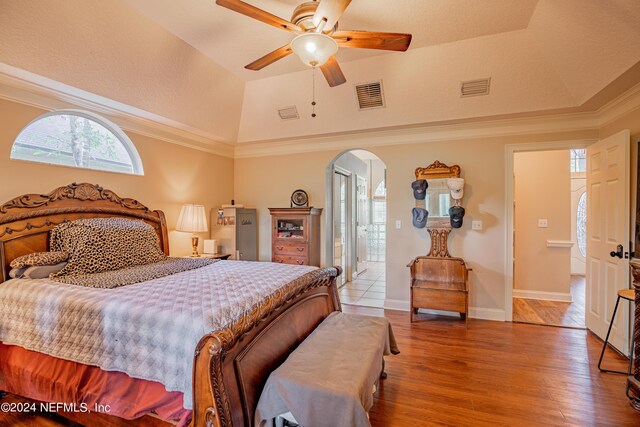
[[0, 183, 342, 426], [191, 267, 341, 427], [629, 261, 640, 411]]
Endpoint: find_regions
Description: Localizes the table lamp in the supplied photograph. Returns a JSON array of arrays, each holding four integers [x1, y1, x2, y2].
[[176, 204, 208, 257]]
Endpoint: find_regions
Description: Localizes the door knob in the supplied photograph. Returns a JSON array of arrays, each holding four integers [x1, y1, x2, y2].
[[610, 244, 624, 259]]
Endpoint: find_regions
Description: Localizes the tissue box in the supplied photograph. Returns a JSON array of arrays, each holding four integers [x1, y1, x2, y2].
[[203, 239, 217, 254]]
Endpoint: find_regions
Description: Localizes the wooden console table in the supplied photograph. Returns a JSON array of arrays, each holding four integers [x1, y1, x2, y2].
[[408, 256, 471, 327]]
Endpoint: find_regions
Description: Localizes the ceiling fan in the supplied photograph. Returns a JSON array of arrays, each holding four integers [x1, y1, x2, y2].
[[216, 0, 412, 87]]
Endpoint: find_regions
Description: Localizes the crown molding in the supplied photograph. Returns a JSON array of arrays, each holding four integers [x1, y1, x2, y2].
[[235, 80, 640, 158], [596, 81, 640, 127], [0, 63, 234, 158], [234, 112, 599, 158], [2, 63, 638, 161]]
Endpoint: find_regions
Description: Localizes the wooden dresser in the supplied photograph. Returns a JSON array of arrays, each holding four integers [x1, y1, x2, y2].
[[269, 207, 322, 267]]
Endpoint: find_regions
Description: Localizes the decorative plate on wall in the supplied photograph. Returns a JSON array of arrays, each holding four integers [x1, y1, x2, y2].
[[291, 189, 309, 207]]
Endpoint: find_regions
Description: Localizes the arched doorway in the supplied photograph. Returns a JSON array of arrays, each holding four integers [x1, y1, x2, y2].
[[325, 149, 387, 308]]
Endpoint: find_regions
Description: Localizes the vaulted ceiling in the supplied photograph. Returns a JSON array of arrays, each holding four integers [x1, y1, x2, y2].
[[2, 0, 640, 147], [126, 0, 640, 143]]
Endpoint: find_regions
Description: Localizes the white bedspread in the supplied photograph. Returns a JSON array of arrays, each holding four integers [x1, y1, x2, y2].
[[0, 260, 317, 409]]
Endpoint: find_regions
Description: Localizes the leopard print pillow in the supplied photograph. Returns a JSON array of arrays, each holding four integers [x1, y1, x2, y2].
[[10, 251, 69, 269], [52, 257, 216, 288], [50, 217, 167, 278]]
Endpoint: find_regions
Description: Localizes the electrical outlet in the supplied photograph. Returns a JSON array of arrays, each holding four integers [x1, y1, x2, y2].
[[395, 220, 401, 229], [538, 219, 548, 228], [472, 220, 483, 231]]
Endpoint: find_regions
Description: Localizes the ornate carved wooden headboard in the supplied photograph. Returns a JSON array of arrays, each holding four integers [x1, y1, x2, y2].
[[0, 183, 169, 283]]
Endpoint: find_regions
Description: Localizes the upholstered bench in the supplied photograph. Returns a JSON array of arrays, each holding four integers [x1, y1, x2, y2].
[[254, 312, 399, 427]]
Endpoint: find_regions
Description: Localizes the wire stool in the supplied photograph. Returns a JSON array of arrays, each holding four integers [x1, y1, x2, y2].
[[597, 289, 636, 375]]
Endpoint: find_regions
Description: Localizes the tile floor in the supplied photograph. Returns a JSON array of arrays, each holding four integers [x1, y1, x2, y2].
[[338, 261, 385, 308]]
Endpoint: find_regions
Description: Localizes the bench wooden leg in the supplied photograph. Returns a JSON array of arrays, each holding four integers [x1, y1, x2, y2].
[[380, 358, 387, 379]]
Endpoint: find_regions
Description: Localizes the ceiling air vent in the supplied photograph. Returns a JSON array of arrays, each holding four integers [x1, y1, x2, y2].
[[277, 106, 299, 120], [355, 81, 385, 110], [460, 78, 491, 97]]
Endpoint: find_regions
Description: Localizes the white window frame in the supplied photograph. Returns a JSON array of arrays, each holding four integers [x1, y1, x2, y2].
[[10, 109, 144, 176]]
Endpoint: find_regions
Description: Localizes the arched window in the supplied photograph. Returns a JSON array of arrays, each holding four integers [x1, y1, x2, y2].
[[10, 110, 143, 175]]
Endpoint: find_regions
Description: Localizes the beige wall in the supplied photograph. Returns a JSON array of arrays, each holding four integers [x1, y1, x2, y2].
[[0, 98, 234, 256], [235, 151, 338, 264], [514, 150, 571, 295], [234, 130, 597, 315], [0, 0, 244, 141], [370, 159, 386, 197]]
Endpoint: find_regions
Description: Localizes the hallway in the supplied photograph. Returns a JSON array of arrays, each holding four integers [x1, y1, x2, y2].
[[513, 276, 586, 328], [339, 262, 386, 308]]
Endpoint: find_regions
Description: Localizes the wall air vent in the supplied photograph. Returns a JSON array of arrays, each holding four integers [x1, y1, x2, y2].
[[460, 78, 491, 97], [355, 80, 385, 110], [277, 106, 299, 120]]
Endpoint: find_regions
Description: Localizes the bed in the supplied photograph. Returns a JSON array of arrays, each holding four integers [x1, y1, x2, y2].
[[0, 182, 341, 427]]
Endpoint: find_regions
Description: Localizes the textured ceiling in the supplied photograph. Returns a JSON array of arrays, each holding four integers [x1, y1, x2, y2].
[[3, 0, 638, 146], [127, 0, 540, 80], [123, 0, 640, 144]]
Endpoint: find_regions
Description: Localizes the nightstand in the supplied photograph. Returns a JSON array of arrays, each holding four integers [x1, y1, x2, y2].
[[181, 253, 232, 260]]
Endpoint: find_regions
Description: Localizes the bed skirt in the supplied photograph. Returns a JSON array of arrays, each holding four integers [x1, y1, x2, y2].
[[0, 343, 191, 425]]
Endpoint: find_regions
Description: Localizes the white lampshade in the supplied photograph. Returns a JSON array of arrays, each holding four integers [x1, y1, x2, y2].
[[291, 33, 338, 67], [176, 204, 208, 233]]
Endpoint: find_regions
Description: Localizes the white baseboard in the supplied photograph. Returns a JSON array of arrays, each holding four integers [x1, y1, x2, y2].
[[383, 298, 506, 321], [512, 289, 572, 302], [468, 307, 506, 321], [383, 299, 410, 311]]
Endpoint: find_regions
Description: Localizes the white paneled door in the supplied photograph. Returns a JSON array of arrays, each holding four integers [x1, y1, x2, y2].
[[586, 129, 631, 354]]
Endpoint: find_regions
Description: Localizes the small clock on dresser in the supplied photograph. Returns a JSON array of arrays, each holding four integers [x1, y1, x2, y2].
[[290, 189, 309, 208]]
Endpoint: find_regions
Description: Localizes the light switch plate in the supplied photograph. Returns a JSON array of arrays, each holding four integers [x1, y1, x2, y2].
[[538, 219, 548, 228], [472, 220, 483, 231], [395, 220, 401, 229]]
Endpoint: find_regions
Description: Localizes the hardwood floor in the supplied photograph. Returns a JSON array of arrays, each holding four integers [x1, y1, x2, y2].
[[2, 305, 639, 426], [513, 276, 586, 328]]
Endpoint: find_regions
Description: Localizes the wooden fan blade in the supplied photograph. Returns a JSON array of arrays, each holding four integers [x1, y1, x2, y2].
[[333, 30, 412, 51], [216, 0, 301, 32], [320, 56, 346, 87], [245, 44, 293, 70], [313, 0, 352, 30]]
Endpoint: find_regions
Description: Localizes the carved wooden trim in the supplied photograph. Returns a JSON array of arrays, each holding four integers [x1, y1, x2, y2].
[[192, 267, 341, 427], [630, 261, 640, 379], [427, 228, 452, 258], [0, 183, 150, 217], [415, 160, 461, 180], [0, 214, 162, 239], [1, 218, 68, 239], [0, 207, 162, 230]]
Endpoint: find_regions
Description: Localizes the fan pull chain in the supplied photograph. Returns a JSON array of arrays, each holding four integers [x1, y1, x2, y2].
[[311, 67, 317, 118]]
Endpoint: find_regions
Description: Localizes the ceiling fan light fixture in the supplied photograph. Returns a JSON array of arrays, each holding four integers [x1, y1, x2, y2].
[[291, 33, 338, 67]]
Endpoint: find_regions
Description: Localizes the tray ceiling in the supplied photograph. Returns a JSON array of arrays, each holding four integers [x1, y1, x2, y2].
[[127, 0, 540, 80]]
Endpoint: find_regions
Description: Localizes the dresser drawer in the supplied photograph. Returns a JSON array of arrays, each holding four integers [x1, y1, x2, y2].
[[412, 287, 466, 313], [273, 255, 308, 266], [273, 243, 308, 256]]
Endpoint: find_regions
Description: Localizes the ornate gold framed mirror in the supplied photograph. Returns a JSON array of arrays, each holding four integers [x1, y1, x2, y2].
[[414, 160, 462, 257]]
